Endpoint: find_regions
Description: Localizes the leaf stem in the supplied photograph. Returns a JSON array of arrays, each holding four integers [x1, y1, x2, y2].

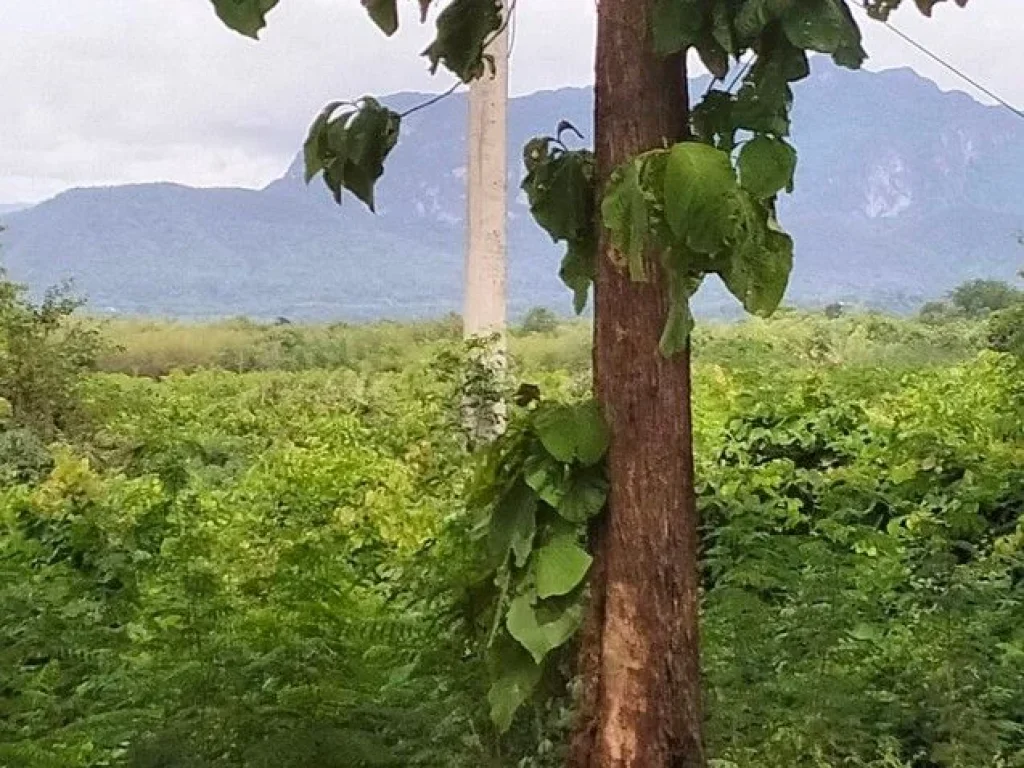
[[399, 81, 463, 119]]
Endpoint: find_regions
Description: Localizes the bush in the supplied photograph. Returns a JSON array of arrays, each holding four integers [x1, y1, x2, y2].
[[517, 306, 561, 335], [0, 273, 105, 438], [988, 302, 1024, 357]]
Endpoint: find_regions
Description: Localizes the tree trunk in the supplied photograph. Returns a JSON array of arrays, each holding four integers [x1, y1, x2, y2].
[[569, 0, 704, 766]]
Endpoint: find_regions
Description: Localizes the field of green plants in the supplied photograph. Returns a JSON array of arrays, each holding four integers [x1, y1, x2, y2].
[[2, 277, 1023, 767]]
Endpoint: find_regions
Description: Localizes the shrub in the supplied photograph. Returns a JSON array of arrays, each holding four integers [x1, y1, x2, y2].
[[987, 303, 1024, 357], [518, 306, 561, 335], [0, 273, 105, 438]]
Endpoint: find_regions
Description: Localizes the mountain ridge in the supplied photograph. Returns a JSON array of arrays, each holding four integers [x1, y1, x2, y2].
[[2, 59, 1022, 320]]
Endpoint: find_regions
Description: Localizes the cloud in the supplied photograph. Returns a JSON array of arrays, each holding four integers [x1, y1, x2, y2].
[[0, 0, 1019, 203]]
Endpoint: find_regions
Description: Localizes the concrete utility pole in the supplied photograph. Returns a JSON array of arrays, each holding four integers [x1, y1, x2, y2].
[[462, 2, 509, 446], [464, 1, 508, 340]]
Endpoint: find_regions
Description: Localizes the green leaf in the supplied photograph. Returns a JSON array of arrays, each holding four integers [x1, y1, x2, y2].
[[738, 136, 797, 198], [662, 142, 739, 254], [506, 594, 583, 664], [559, 238, 596, 314], [362, 0, 399, 35], [303, 102, 346, 183], [660, 297, 695, 356], [659, 255, 703, 356], [535, 536, 593, 598], [520, 137, 597, 314], [487, 641, 541, 733], [718, 198, 794, 316], [732, 81, 791, 136], [523, 453, 566, 508], [651, 0, 704, 56], [488, 481, 537, 567], [532, 401, 609, 467], [696, 35, 730, 80], [781, 0, 866, 68], [210, 0, 279, 38], [849, 623, 882, 642], [710, 0, 737, 56], [522, 146, 595, 243], [306, 98, 401, 211], [601, 162, 651, 281], [423, 0, 502, 81], [692, 90, 736, 151], [556, 469, 609, 523], [735, 0, 796, 41]]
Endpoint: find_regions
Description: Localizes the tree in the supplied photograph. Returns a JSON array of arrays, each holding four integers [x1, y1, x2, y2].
[[518, 306, 560, 335], [949, 278, 1023, 317], [206, 1, 973, 765], [0, 270, 103, 439]]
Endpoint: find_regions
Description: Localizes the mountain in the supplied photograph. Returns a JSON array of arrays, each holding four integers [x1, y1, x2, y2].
[[0, 203, 30, 216], [2, 58, 1022, 320]]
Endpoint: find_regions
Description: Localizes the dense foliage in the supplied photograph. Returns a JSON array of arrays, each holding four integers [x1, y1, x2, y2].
[[2, 303, 1022, 767]]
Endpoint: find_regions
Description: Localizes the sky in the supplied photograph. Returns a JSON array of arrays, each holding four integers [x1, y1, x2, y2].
[[1, 0, 1022, 205]]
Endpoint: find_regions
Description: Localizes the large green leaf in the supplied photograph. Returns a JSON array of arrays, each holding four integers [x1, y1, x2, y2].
[[487, 641, 541, 733], [362, 0, 399, 35], [663, 142, 740, 254], [423, 0, 502, 81], [732, 80, 791, 137], [738, 136, 797, 199], [532, 401, 609, 467], [210, 0, 279, 38], [534, 536, 593, 598], [781, 0, 866, 68], [651, 0, 705, 56], [718, 199, 794, 316], [601, 161, 652, 281], [556, 469, 609, 523], [506, 594, 582, 664], [488, 481, 537, 567]]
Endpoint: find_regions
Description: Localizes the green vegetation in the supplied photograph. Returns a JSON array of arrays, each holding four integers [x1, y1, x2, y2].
[[2, 275, 1022, 766], [920, 278, 1023, 322]]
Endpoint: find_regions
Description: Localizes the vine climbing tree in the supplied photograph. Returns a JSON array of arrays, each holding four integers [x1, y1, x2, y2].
[[208, 0, 973, 765]]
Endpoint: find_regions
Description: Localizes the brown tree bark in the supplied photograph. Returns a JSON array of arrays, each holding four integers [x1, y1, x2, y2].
[[568, 0, 704, 766]]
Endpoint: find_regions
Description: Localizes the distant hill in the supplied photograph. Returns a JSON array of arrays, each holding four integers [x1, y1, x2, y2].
[[2, 58, 1022, 320]]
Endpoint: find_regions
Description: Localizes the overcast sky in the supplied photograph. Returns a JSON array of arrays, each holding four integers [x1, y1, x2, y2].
[[1, 0, 1021, 204]]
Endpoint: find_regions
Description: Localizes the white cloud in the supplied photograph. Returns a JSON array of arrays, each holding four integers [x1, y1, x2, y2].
[[0, 0, 1020, 203]]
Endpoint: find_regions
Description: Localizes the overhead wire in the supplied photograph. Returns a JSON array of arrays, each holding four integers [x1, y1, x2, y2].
[[851, 0, 1024, 121]]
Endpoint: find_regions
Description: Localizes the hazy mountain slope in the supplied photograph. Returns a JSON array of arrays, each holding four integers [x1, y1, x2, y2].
[[2, 58, 1021, 319]]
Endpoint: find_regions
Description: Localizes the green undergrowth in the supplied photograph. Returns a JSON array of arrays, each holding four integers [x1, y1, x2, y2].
[[2, 308, 1022, 767]]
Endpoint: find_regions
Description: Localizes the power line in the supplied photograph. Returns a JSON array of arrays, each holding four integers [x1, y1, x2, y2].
[[851, 0, 1024, 121]]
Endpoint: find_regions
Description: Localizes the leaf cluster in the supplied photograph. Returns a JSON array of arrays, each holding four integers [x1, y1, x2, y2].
[[520, 127, 597, 314], [303, 98, 401, 210], [470, 395, 609, 732]]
